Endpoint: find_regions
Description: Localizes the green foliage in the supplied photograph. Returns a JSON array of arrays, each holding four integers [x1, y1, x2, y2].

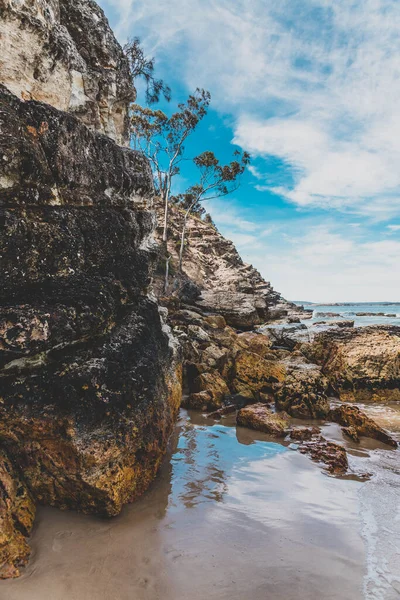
[[124, 37, 171, 104], [130, 89, 211, 198], [174, 149, 251, 215]]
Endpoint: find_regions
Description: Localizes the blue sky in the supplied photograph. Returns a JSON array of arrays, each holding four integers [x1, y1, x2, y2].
[[99, 0, 400, 302]]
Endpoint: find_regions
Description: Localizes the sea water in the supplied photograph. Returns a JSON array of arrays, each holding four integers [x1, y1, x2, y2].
[[295, 302, 400, 327]]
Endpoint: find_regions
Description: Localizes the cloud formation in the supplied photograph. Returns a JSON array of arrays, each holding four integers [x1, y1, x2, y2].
[[99, 0, 400, 299], [102, 0, 400, 217]]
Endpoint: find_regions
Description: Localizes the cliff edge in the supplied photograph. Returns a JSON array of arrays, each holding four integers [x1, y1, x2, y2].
[[0, 0, 181, 578]]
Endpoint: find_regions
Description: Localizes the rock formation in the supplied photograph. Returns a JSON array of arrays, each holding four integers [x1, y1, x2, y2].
[[0, 0, 132, 145], [303, 326, 400, 402], [236, 404, 289, 437], [0, 0, 181, 578], [1, 0, 399, 581], [154, 201, 305, 328]]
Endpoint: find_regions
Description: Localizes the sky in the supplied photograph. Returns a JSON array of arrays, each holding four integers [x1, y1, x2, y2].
[[98, 0, 400, 302]]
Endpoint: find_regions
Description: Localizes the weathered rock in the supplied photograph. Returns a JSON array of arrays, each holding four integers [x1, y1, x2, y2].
[[259, 323, 311, 349], [195, 290, 271, 329], [231, 350, 286, 398], [0, 89, 182, 524], [237, 331, 273, 358], [207, 405, 236, 420], [298, 437, 348, 475], [0, 85, 152, 209], [0, 0, 133, 144], [153, 199, 304, 327], [237, 404, 289, 437], [304, 326, 400, 401], [276, 363, 330, 419], [183, 391, 212, 411], [0, 451, 36, 579], [188, 371, 230, 410], [289, 427, 320, 441], [329, 405, 397, 448]]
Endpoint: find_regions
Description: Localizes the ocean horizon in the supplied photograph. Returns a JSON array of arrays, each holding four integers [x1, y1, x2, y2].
[[293, 301, 400, 327]]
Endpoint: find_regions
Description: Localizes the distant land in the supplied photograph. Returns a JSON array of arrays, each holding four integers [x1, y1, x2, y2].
[[292, 301, 400, 306]]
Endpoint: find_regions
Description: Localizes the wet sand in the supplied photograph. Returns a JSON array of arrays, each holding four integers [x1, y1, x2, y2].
[[1, 410, 378, 600]]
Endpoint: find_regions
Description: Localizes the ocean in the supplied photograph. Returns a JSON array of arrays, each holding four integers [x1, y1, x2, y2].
[[294, 302, 400, 327]]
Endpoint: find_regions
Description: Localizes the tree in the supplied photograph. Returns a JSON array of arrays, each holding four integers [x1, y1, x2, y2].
[[124, 38, 171, 104], [176, 150, 251, 271], [130, 89, 211, 242]]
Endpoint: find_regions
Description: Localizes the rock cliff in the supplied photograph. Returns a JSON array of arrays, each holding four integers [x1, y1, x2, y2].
[[154, 201, 304, 328], [0, 0, 132, 145], [0, 1, 181, 578]]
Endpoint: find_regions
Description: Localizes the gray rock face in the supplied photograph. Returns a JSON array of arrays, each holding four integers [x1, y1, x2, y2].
[[154, 200, 301, 329], [0, 0, 133, 144]]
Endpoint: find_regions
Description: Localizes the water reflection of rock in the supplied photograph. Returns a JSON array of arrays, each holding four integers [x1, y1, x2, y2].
[[170, 419, 229, 508]]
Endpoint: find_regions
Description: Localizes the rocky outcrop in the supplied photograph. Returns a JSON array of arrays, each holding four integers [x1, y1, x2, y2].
[[298, 437, 348, 475], [0, 84, 181, 573], [329, 405, 397, 448], [0, 0, 133, 145], [154, 201, 304, 328], [0, 450, 35, 579], [303, 326, 400, 401], [276, 359, 330, 419], [236, 404, 289, 437]]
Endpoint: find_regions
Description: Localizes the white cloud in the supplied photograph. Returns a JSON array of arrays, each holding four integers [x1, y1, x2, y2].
[[206, 199, 258, 233], [98, 0, 400, 300], [237, 225, 400, 302], [101, 0, 400, 219]]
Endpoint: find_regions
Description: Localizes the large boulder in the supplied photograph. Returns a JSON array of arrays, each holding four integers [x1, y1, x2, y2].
[[304, 326, 400, 401], [237, 404, 289, 437], [329, 405, 397, 447], [187, 371, 230, 410], [0, 86, 182, 576], [276, 362, 330, 418]]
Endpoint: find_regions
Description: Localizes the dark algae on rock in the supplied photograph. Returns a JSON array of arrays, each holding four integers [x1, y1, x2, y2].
[[0, 0, 181, 577]]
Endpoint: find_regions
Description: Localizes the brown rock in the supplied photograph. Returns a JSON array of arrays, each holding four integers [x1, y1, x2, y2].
[[207, 405, 236, 420], [0, 451, 36, 579], [191, 371, 230, 410], [329, 405, 398, 448], [290, 427, 320, 441], [304, 326, 400, 402], [232, 350, 286, 396], [184, 391, 213, 411], [276, 364, 330, 418], [237, 332, 273, 357], [237, 404, 289, 437], [299, 437, 348, 474]]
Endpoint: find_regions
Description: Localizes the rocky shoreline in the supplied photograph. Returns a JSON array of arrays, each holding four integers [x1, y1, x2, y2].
[[1, 0, 399, 582]]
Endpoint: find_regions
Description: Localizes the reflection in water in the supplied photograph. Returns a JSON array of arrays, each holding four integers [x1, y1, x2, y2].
[[170, 418, 286, 509], [3, 408, 399, 600]]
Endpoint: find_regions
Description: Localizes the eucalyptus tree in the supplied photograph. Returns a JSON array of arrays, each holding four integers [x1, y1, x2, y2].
[[130, 89, 211, 242], [176, 150, 251, 271], [124, 37, 171, 104]]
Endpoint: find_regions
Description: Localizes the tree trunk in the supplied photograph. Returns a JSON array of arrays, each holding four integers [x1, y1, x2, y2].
[[164, 255, 171, 294], [179, 214, 188, 272], [162, 191, 168, 242]]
